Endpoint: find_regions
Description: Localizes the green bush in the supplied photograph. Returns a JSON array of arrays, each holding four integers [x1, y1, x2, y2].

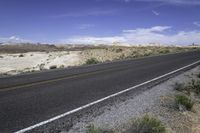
[[19, 54, 24, 57], [197, 73, 200, 78], [119, 54, 125, 59], [189, 79, 200, 94], [49, 65, 57, 69], [175, 95, 194, 111], [175, 80, 200, 95], [144, 52, 152, 56], [87, 125, 103, 133], [174, 82, 184, 91], [126, 115, 166, 133], [159, 49, 170, 54], [86, 58, 99, 65], [115, 48, 123, 53]]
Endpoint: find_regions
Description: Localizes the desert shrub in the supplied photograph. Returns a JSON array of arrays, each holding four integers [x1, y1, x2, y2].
[[159, 49, 170, 54], [87, 125, 103, 133], [175, 95, 194, 111], [197, 73, 200, 78], [126, 115, 166, 133], [192, 47, 197, 50], [49, 65, 57, 69], [174, 80, 200, 95], [105, 60, 111, 62], [189, 79, 200, 94], [119, 54, 125, 59], [39, 63, 45, 70], [115, 48, 123, 53], [19, 54, 24, 57], [174, 82, 185, 91], [86, 58, 99, 65], [131, 52, 143, 58], [59, 65, 65, 68], [144, 52, 152, 56]]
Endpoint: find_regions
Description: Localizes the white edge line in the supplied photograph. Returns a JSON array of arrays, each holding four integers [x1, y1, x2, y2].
[[15, 60, 200, 133]]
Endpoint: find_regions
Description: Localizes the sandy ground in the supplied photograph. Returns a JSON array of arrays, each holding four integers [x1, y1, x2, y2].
[[66, 66, 200, 133], [0, 51, 82, 76], [0, 46, 197, 76]]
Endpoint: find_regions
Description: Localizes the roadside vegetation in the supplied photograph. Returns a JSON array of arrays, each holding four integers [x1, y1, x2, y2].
[[81, 46, 200, 65], [78, 66, 200, 133], [86, 125, 105, 133], [172, 72, 200, 112], [189, 79, 200, 94], [175, 94, 194, 111], [197, 73, 200, 78], [173, 80, 196, 111], [124, 115, 166, 133], [49, 65, 57, 69], [85, 69, 200, 133], [174, 77, 200, 96], [86, 58, 100, 65], [158, 73, 200, 132], [86, 115, 166, 133]]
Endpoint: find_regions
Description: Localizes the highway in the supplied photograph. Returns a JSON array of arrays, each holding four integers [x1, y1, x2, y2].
[[0, 51, 200, 132]]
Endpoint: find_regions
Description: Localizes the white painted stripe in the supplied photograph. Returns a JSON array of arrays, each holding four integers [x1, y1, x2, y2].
[[15, 60, 200, 133]]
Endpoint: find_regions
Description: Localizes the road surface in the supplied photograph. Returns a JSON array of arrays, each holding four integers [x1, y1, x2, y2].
[[0, 51, 200, 132]]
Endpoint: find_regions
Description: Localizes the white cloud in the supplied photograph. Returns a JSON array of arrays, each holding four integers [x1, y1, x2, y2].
[[50, 9, 116, 18], [123, 26, 171, 33], [64, 36, 125, 44], [9, 36, 21, 41], [78, 24, 95, 29], [123, 0, 131, 2], [116, 0, 200, 5], [135, 0, 200, 5], [152, 10, 160, 16], [194, 21, 200, 27], [62, 26, 200, 45], [123, 28, 200, 45], [0, 36, 29, 43]]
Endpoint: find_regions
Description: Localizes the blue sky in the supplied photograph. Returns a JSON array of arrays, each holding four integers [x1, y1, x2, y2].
[[0, 0, 200, 45]]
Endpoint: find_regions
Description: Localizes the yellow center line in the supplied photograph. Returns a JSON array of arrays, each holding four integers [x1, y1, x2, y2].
[[0, 65, 133, 92]]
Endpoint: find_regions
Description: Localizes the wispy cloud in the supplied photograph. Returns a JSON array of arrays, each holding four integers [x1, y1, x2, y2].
[[124, 0, 131, 2], [0, 36, 30, 43], [50, 9, 117, 18], [62, 26, 200, 45], [78, 24, 95, 29], [152, 10, 160, 16], [97, 0, 165, 12], [64, 36, 125, 44], [193, 21, 200, 27], [116, 0, 200, 5], [123, 26, 171, 33], [135, 0, 200, 5]]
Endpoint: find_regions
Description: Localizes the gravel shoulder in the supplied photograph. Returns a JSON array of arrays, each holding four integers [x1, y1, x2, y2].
[[67, 65, 200, 133]]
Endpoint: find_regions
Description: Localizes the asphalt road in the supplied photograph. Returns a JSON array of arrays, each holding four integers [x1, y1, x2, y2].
[[0, 51, 200, 132]]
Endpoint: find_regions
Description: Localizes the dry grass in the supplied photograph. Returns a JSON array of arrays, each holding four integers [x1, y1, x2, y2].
[[124, 115, 166, 133], [175, 95, 194, 111]]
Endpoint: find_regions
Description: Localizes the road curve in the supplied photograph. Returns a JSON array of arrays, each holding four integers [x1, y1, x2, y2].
[[0, 51, 200, 132]]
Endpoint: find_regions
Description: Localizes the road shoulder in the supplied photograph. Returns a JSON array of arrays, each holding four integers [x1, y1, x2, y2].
[[67, 65, 200, 133]]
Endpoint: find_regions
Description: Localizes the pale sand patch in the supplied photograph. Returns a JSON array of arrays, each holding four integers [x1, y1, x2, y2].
[[0, 52, 49, 74], [44, 51, 81, 69], [0, 51, 81, 76]]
